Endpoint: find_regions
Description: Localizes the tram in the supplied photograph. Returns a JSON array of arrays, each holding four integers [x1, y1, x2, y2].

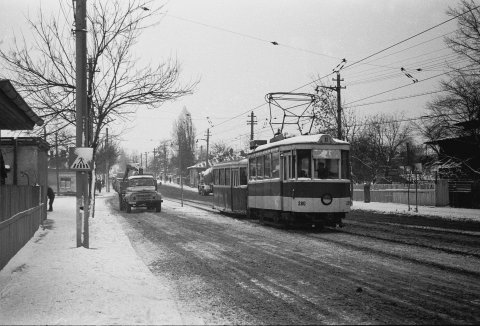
[[212, 133, 351, 228]]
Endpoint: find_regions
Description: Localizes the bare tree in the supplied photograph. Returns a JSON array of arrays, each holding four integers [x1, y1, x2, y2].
[[445, 0, 480, 68], [415, 0, 480, 176], [311, 77, 359, 141], [95, 139, 120, 175], [171, 108, 196, 176], [351, 113, 413, 183], [0, 0, 196, 154]]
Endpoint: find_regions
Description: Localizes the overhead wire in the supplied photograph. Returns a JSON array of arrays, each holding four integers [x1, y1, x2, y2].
[[165, 13, 341, 60], [342, 3, 480, 71], [195, 3, 480, 144], [345, 63, 476, 106]]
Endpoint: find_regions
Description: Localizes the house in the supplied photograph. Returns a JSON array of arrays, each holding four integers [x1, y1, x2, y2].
[[0, 79, 46, 270], [425, 120, 480, 208]]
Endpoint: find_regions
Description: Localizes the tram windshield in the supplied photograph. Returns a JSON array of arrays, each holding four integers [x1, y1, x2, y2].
[[312, 149, 340, 179]]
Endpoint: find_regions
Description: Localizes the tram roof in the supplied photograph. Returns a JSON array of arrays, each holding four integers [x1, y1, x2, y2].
[[253, 134, 348, 152], [211, 158, 248, 169]]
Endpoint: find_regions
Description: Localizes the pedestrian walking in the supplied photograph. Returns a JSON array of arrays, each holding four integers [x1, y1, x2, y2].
[[96, 179, 102, 193], [47, 187, 55, 211]]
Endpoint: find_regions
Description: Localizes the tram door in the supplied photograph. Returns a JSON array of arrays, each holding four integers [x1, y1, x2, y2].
[[281, 150, 296, 211]]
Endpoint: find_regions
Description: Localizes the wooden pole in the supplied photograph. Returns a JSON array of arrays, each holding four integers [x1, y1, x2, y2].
[[75, 0, 87, 247]]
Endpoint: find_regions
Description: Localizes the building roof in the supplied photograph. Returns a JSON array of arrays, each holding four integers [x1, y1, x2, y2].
[[187, 161, 210, 170], [0, 79, 44, 130]]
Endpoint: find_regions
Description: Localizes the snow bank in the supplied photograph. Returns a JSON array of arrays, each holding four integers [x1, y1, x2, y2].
[[0, 194, 184, 325]]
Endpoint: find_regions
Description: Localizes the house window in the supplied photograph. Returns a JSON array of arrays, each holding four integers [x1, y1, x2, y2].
[[60, 177, 71, 190]]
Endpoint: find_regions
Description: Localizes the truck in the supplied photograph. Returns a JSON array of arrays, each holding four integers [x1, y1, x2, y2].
[[117, 164, 163, 213], [198, 167, 213, 196]]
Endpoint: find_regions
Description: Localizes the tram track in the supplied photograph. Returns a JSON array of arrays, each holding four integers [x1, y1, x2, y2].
[[113, 194, 480, 324], [165, 194, 480, 260]]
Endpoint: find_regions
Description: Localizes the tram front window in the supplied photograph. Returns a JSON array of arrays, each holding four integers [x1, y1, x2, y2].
[[313, 159, 339, 179], [312, 149, 340, 179]]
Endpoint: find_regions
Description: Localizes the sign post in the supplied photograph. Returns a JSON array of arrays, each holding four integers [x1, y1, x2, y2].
[[70, 147, 93, 248]]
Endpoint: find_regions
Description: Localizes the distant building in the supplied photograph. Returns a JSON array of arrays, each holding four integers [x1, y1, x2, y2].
[[186, 161, 210, 188]]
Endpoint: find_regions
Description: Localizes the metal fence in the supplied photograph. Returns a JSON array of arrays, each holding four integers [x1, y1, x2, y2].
[[0, 185, 45, 270]]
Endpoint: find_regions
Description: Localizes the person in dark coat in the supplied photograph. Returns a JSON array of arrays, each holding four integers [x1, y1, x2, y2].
[[47, 187, 55, 211], [0, 150, 7, 185]]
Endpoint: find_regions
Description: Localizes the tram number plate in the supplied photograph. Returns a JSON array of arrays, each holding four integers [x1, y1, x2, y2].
[[297, 201, 307, 206]]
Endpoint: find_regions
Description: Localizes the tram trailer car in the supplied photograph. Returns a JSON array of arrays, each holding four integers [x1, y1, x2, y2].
[[212, 133, 352, 228], [212, 159, 248, 215]]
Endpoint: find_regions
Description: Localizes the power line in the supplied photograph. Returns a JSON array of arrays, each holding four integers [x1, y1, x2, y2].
[[165, 13, 341, 60], [343, 3, 480, 70], [201, 4, 480, 140], [345, 63, 475, 106], [349, 90, 446, 108]]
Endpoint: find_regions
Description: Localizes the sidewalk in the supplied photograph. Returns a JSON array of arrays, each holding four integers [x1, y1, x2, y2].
[[0, 194, 184, 325]]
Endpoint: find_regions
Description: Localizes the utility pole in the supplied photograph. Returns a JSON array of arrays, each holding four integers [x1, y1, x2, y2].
[[179, 140, 183, 207], [106, 128, 110, 192], [205, 129, 210, 168], [55, 132, 60, 194], [333, 71, 345, 140], [145, 152, 148, 171], [75, 0, 87, 248], [247, 112, 257, 141], [153, 147, 156, 178], [163, 143, 167, 181]]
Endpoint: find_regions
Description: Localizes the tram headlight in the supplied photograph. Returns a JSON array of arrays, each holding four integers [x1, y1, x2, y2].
[[321, 193, 333, 205]]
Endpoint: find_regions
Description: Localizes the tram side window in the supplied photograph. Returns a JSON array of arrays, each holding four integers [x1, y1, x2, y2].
[[282, 151, 296, 180], [225, 168, 231, 185], [272, 151, 280, 178], [219, 168, 225, 185], [291, 153, 296, 179], [257, 155, 264, 180], [249, 157, 256, 180], [232, 168, 239, 186], [341, 150, 351, 179], [297, 149, 311, 178], [264, 153, 271, 179], [214, 169, 219, 185], [240, 167, 247, 185]]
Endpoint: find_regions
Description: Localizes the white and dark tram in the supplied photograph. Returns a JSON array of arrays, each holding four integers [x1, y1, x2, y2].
[[212, 133, 352, 228]]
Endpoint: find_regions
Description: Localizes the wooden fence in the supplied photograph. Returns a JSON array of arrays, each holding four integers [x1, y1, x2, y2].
[[0, 186, 45, 270], [353, 180, 449, 207]]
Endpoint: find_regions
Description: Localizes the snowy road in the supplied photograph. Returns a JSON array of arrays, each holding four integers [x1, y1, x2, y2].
[[108, 187, 480, 324]]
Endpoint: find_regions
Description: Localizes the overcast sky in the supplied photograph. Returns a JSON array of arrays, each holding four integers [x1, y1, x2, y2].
[[0, 0, 462, 155]]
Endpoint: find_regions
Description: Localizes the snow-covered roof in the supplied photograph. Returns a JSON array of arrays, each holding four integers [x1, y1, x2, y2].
[[128, 174, 154, 180], [187, 161, 210, 170]]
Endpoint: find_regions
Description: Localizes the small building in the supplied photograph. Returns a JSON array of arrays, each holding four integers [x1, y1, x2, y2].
[[48, 168, 77, 195], [186, 161, 210, 188]]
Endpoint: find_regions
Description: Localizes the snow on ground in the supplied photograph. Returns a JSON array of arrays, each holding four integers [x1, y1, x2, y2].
[[351, 201, 480, 222], [0, 194, 185, 325], [162, 181, 480, 222], [2, 184, 478, 324]]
